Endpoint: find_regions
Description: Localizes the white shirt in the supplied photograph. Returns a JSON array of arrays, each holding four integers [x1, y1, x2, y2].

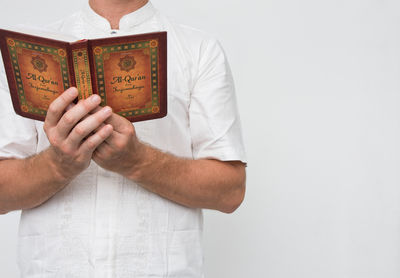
[[0, 2, 246, 277]]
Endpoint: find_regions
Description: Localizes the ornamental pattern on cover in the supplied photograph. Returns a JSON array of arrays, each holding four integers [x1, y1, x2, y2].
[[92, 39, 161, 118], [6, 38, 70, 116]]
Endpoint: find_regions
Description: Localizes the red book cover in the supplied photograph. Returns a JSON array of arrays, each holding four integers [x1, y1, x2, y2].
[[0, 29, 167, 122]]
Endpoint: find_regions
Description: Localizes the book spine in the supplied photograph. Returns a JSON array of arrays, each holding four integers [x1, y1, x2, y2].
[[69, 40, 93, 100], [87, 40, 100, 103]]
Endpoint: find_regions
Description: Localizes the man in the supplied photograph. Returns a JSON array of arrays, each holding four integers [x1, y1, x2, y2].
[[0, 0, 246, 276]]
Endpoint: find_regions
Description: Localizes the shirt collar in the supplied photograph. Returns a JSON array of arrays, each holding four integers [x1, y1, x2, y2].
[[82, 1, 156, 32]]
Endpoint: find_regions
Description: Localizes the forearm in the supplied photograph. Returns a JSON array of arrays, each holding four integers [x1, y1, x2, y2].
[[0, 148, 69, 214], [0, 88, 117, 214], [128, 144, 246, 213]]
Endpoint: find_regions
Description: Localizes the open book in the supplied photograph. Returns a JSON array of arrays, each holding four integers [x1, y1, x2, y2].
[[0, 27, 167, 122]]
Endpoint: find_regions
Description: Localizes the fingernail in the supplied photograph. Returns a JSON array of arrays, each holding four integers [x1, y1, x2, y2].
[[90, 95, 100, 103], [68, 88, 78, 97], [103, 106, 112, 115]]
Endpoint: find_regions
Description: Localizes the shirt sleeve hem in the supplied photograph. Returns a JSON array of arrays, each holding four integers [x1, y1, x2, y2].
[[193, 148, 247, 165]]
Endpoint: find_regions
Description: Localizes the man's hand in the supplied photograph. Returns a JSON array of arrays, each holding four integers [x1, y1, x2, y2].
[[43, 87, 114, 182], [0, 87, 117, 213], [92, 111, 246, 213], [92, 112, 144, 178]]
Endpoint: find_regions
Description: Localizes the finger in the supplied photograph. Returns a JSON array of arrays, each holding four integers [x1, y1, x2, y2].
[[90, 106, 103, 114], [75, 103, 103, 127], [80, 124, 114, 154], [78, 103, 107, 128], [45, 87, 78, 127], [91, 125, 125, 151], [103, 129, 126, 147], [93, 140, 114, 158], [67, 106, 113, 148], [76, 103, 101, 128], [89, 109, 128, 146], [104, 112, 130, 134], [83, 107, 111, 138], [66, 103, 76, 112], [56, 95, 102, 138]]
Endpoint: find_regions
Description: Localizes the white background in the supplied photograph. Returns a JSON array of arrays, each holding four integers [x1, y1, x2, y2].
[[1, 0, 400, 277]]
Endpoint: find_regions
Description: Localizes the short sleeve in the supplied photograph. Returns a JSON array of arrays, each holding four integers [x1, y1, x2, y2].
[[0, 53, 38, 159], [189, 38, 246, 163]]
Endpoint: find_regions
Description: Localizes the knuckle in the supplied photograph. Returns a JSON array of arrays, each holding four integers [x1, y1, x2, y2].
[[47, 104, 59, 115], [74, 125, 86, 137], [63, 113, 75, 125], [86, 138, 97, 150], [47, 133, 59, 146], [114, 140, 125, 151], [124, 126, 135, 137], [91, 114, 103, 127], [98, 129, 108, 140], [60, 143, 72, 155], [82, 99, 95, 112]]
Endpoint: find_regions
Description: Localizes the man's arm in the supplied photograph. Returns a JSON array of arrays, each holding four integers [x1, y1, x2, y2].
[[0, 88, 113, 214], [93, 114, 246, 213], [0, 149, 73, 214], [129, 147, 246, 214]]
